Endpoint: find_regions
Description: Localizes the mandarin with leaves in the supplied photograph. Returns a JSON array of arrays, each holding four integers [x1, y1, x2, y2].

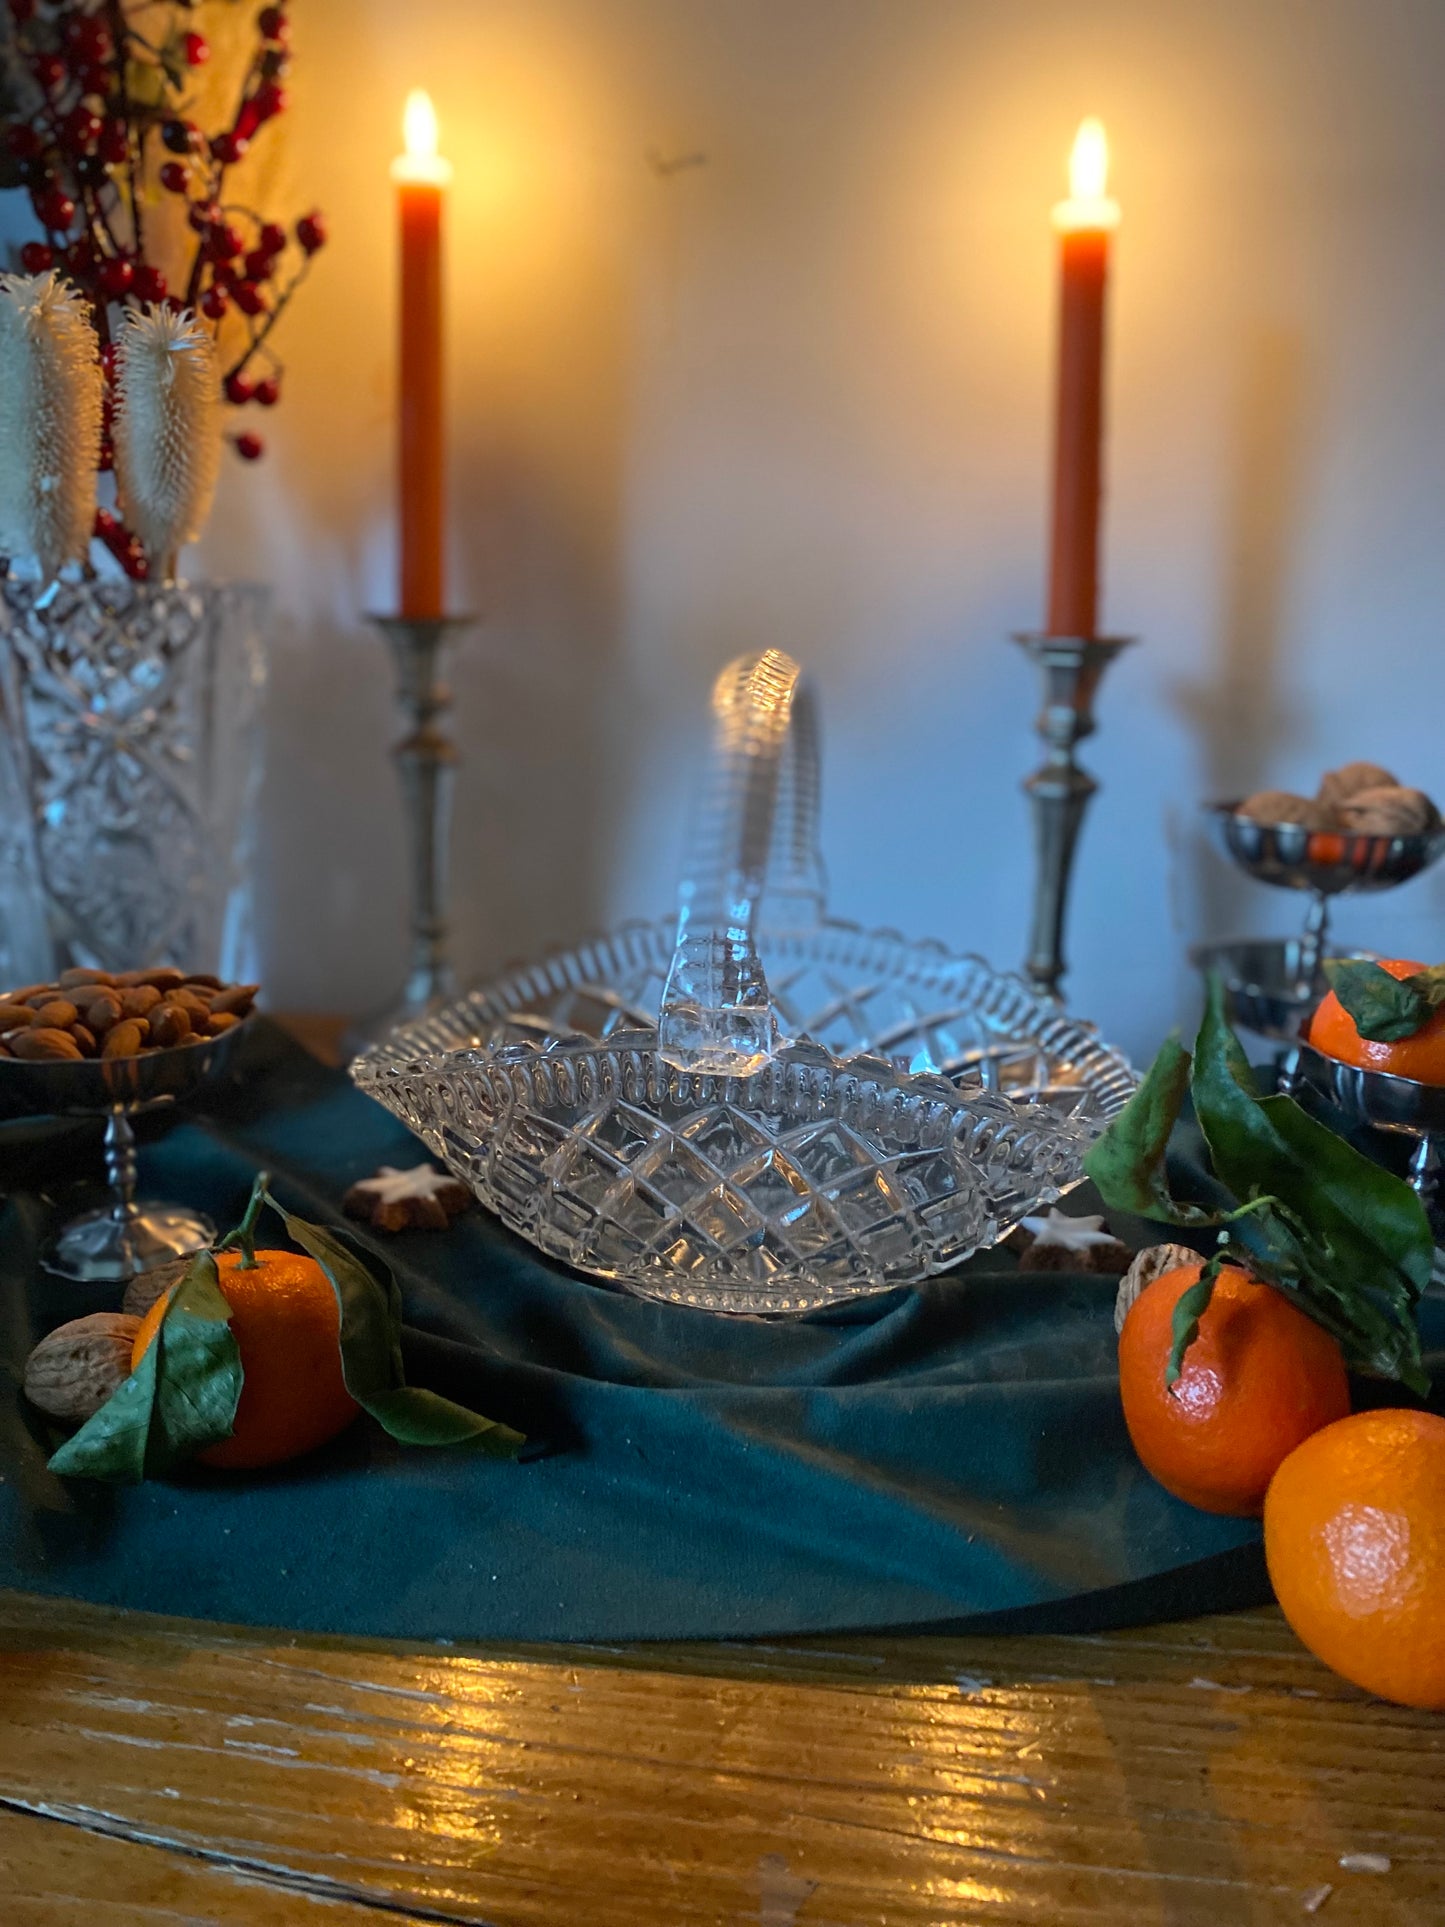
[[1310, 957, 1445, 1084], [1266, 1409, 1445, 1709], [1118, 1262, 1350, 1516], [133, 1244, 358, 1470]]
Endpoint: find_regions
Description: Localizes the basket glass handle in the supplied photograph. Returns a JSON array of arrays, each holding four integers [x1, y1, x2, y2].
[[658, 649, 826, 1075]]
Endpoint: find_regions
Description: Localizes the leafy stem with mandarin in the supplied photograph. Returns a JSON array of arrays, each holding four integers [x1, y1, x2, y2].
[[1085, 973, 1432, 1394]]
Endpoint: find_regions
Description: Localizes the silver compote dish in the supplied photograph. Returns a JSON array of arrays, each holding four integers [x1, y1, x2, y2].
[[353, 652, 1138, 1313]]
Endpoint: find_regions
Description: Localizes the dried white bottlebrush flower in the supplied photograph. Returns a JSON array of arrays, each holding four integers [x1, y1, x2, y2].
[[0, 271, 102, 581], [114, 303, 222, 580]]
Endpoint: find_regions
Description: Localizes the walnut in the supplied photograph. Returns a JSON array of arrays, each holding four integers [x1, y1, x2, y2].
[[1114, 1243, 1198, 1335], [24, 1313, 141, 1422], [1316, 761, 1399, 811], [1336, 785, 1438, 838], [122, 1255, 196, 1319], [1236, 790, 1330, 830]]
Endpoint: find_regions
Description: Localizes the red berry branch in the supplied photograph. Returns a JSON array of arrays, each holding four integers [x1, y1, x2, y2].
[[0, 0, 326, 577]]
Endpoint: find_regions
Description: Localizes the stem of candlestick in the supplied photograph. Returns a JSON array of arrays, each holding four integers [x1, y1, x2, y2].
[[368, 613, 476, 1023], [1013, 632, 1135, 1000]]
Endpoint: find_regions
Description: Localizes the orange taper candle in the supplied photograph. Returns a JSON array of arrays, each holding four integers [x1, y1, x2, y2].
[[392, 90, 451, 619], [1046, 118, 1120, 640]]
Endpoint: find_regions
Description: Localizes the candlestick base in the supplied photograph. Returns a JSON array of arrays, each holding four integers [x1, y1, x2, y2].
[[1013, 632, 1135, 1000], [347, 613, 476, 1054]]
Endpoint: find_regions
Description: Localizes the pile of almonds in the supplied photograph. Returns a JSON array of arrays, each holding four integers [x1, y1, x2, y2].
[[0, 967, 258, 1063]]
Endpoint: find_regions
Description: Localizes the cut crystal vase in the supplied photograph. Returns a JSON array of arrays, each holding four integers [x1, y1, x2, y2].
[[0, 578, 268, 983]]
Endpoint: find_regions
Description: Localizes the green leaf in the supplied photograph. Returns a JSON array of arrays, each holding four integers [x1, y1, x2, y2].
[[1166, 1255, 1221, 1387], [49, 1253, 242, 1483], [271, 1201, 524, 1457], [1191, 972, 1431, 1389], [1084, 1034, 1224, 1228], [1323, 959, 1432, 1042]]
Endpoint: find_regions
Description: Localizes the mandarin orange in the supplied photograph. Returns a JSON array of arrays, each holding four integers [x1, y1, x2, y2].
[[133, 1247, 358, 1470], [1309, 957, 1445, 1084], [1265, 1409, 1445, 1709], [1118, 1262, 1350, 1516]]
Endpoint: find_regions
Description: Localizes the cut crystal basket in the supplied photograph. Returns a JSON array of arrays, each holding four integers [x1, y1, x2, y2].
[[353, 652, 1138, 1313]]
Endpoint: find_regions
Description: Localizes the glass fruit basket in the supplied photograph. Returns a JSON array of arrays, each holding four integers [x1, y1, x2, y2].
[[353, 652, 1138, 1313]]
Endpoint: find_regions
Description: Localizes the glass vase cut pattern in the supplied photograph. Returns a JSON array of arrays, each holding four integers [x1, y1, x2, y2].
[[0, 579, 267, 980], [354, 651, 1138, 1313]]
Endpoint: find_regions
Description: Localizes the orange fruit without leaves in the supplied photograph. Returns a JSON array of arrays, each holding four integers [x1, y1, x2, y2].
[[1118, 1262, 1350, 1516], [1266, 1409, 1445, 1710], [1309, 956, 1445, 1084], [133, 1248, 359, 1470]]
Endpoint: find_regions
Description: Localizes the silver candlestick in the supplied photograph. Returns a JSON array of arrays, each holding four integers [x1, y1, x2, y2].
[[369, 613, 475, 1023], [1014, 632, 1134, 999]]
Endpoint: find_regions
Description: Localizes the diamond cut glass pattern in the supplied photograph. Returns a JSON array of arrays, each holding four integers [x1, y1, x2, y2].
[[354, 919, 1138, 1313]]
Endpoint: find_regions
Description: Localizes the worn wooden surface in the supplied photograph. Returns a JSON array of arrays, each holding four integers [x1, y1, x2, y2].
[[4, 1014, 1444, 1919], [1, 1591, 1443, 1924]]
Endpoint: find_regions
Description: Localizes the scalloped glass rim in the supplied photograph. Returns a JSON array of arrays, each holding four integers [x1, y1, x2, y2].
[[353, 916, 1138, 1313]]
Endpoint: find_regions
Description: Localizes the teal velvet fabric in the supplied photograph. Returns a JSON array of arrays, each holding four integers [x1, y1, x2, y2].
[[2, 1021, 1428, 1644]]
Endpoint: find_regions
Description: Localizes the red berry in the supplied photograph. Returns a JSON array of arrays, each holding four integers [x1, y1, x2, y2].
[[224, 372, 254, 405], [257, 7, 287, 40], [75, 64, 110, 96], [98, 119, 129, 165], [233, 280, 267, 316], [295, 211, 325, 254], [19, 241, 53, 273], [260, 46, 290, 82], [252, 81, 286, 122], [253, 375, 279, 406], [162, 119, 197, 155], [184, 32, 209, 66], [188, 199, 218, 233], [207, 222, 243, 261], [33, 52, 65, 90], [34, 188, 76, 232], [65, 237, 94, 274], [211, 131, 249, 166], [257, 221, 287, 256], [201, 285, 229, 320], [234, 431, 264, 461], [7, 125, 42, 161], [94, 507, 117, 535], [99, 344, 118, 380], [242, 248, 274, 281], [133, 264, 167, 303], [159, 160, 189, 193], [62, 106, 102, 151], [66, 15, 112, 63], [97, 256, 134, 297]]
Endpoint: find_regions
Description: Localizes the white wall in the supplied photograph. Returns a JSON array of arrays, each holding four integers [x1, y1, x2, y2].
[[190, 0, 1445, 1056]]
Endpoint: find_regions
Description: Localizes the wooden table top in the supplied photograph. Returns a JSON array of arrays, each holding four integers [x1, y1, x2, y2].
[[4, 1016, 1442, 1922]]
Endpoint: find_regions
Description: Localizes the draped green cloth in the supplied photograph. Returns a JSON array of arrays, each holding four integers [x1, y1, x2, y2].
[[3, 1022, 1431, 1642]]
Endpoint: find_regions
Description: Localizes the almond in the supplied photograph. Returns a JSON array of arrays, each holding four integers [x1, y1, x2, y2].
[[149, 1002, 192, 1049], [102, 1019, 147, 1059], [85, 990, 123, 1032], [185, 973, 224, 990], [31, 999, 79, 1031], [206, 1010, 240, 1035], [211, 983, 259, 1017], [24, 1313, 141, 1422], [169, 988, 213, 1025], [11, 1026, 83, 1061], [0, 1003, 35, 1032], [119, 984, 162, 1019], [58, 967, 115, 989], [71, 1023, 97, 1056]]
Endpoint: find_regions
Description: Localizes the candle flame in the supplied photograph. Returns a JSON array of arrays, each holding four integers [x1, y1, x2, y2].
[[393, 89, 453, 186], [1068, 118, 1109, 201], [1053, 116, 1119, 232]]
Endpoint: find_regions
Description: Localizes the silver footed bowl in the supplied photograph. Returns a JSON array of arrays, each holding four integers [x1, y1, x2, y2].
[[0, 1016, 255, 1283], [353, 918, 1137, 1313], [1208, 802, 1445, 895]]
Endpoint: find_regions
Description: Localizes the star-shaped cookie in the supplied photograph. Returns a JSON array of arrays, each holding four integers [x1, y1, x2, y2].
[[343, 1163, 473, 1233]]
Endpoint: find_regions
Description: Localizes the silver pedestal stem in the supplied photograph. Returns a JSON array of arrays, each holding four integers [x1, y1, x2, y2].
[[1014, 633, 1135, 999], [105, 1105, 139, 1266], [368, 614, 476, 1019]]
